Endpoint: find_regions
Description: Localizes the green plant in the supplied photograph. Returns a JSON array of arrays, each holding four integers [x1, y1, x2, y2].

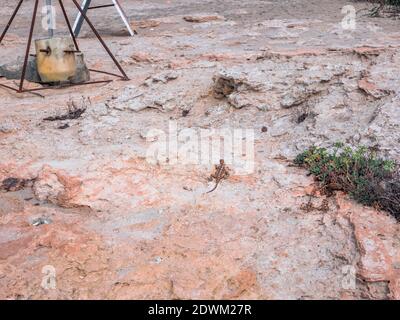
[[295, 143, 400, 220], [363, 0, 400, 17], [384, 0, 400, 6]]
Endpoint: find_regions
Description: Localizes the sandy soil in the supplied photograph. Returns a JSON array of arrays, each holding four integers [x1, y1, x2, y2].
[[0, 0, 399, 300]]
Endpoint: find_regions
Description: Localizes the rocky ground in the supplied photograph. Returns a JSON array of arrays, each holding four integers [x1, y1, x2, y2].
[[0, 0, 399, 299]]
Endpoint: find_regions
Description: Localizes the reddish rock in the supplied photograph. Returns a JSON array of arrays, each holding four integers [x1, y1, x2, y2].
[[33, 166, 82, 208], [131, 19, 161, 29], [352, 46, 384, 56], [358, 78, 389, 99], [130, 52, 157, 64], [183, 14, 224, 23], [337, 195, 400, 299], [270, 48, 327, 57]]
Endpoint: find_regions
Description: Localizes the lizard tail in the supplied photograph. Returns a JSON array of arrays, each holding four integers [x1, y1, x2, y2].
[[206, 182, 219, 194]]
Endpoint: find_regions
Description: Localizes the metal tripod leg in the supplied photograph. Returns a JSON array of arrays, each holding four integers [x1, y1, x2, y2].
[[73, 0, 134, 37], [72, 0, 91, 37], [112, 0, 135, 36], [0, 0, 24, 44], [71, 0, 129, 80], [58, 0, 80, 51], [19, 0, 39, 92]]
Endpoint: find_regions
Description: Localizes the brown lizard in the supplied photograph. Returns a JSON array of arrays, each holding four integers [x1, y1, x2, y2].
[[206, 159, 229, 193]]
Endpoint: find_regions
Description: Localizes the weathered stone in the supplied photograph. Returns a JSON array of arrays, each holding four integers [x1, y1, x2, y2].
[[337, 195, 400, 299], [358, 78, 390, 99], [130, 52, 156, 63], [31, 216, 52, 226], [0, 53, 90, 84], [0, 56, 41, 83], [0, 120, 19, 134], [213, 74, 237, 98], [280, 88, 315, 108], [127, 98, 151, 112], [212, 70, 266, 110], [70, 52, 90, 84], [183, 14, 225, 23], [32, 165, 82, 208], [150, 71, 179, 84]]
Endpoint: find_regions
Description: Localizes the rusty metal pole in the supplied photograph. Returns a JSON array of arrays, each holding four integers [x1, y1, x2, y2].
[[0, 0, 24, 45], [19, 0, 39, 92], [72, 0, 91, 37], [58, 0, 80, 51], [71, 0, 129, 80]]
